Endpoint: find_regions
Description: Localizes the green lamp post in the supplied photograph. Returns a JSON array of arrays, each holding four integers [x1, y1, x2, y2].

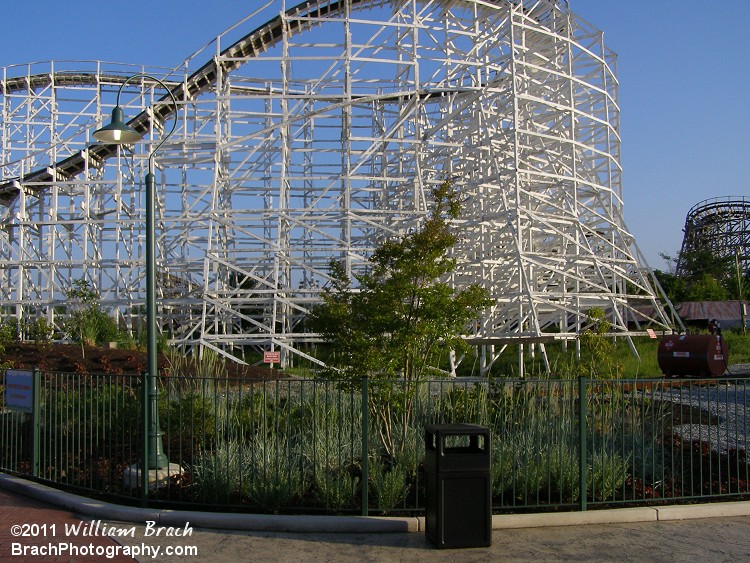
[[94, 74, 177, 473]]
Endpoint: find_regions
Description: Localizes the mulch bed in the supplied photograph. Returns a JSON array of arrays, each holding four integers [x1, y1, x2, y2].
[[1, 342, 284, 380]]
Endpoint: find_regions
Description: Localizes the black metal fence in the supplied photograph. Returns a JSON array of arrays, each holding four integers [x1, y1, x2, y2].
[[1, 371, 749, 515]]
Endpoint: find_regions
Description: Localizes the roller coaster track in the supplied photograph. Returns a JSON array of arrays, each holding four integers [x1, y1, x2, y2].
[[0, 0, 410, 206], [0, 0, 561, 207], [4, 0, 669, 373], [677, 196, 750, 276]]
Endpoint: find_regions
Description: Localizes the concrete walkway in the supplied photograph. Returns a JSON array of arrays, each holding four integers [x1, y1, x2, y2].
[[0, 486, 135, 562], [2, 473, 750, 561], [119, 516, 750, 562]]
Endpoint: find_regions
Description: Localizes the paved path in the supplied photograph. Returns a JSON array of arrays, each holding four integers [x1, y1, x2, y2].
[[110, 516, 750, 562], [2, 484, 750, 562], [0, 488, 134, 562]]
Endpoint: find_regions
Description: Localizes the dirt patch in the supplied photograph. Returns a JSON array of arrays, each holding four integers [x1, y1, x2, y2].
[[1, 342, 284, 380]]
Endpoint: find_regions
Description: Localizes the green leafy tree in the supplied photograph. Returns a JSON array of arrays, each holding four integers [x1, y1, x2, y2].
[[0, 319, 16, 370], [657, 251, 735, 302], [679, 249, 733, 301], [0, 319, 17, 345], [310, 181, 491, 456], [684, 273, 729, 301], [653, 269, 686, 303], [677, 249, 731, 284]]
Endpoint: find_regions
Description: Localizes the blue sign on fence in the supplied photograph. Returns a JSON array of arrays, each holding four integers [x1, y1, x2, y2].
[[4, 369, 34, 412]]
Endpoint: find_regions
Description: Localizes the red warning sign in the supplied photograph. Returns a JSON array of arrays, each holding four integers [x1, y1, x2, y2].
[[264, 351, 281, 363]]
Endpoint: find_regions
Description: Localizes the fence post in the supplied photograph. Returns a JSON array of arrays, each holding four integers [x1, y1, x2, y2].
[[141, 372, 149, 504], [361, 376, 369, 516], [31, 369, 41, 478], [578, 376, 587, 511]]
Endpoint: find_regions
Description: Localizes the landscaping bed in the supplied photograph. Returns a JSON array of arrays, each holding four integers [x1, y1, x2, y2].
[[1, 342, 283, 380]]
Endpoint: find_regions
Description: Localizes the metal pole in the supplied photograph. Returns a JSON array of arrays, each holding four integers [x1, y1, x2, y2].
[[361, 376, 369, 516], [146, 168, 168, 470], [578, 376, 587, 511], [736, 250, 746, 334], [92, 73, 176, 482], [141, 372, 149, 502], [32, 368, 40, 478]]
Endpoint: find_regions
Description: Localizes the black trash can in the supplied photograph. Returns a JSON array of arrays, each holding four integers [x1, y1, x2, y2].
[[424, 423, 491, 548]]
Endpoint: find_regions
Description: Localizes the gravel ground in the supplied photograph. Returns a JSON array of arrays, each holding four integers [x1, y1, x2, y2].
[[646, 365, 750, 455]]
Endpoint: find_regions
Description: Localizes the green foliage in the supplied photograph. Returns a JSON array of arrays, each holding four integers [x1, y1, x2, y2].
[[190, 439, 250, 503], [512, 445, 582, 503], [164, 394, 218, 453], [21, 371, 735, 513], [244, 435, 306, 513], [489, 380, 582, 504], [0, 320, 14, 369], [684, 273, 730, 301], [370, 458, 408, 515], [65, 279, 99, 338], [189, 432, 308, 511], [310, 181, 491, 457], [310, 181, 491, 383], [23, 318, 54, 342], [589, 451, 630, 501], [315, 470, 358, 510], [616, 338, 661, 377], [45, 383, 141, 440], [0, 317, 54, 344], [0, 320, 17, 345], [652, 268, 686, 303], [679, 249, 732, 287], [724, 331, 750, 364], [437, 383, 489, 423], [235, 392, 283, 436], [63, 279, 123, 353], [578, 308, 622, 379], [657, 250, 747, 302], [483, 336, 667, 379], [166, 348, 225, 377]]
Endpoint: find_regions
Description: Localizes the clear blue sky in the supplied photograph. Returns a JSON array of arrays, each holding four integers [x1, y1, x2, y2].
[[1, 1, 748, 269]]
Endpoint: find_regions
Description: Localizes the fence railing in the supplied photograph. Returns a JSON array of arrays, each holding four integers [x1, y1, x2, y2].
[[1, 371, 749, 515]]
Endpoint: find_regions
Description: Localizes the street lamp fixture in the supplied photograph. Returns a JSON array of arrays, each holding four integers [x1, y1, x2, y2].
[[94, 74, 177, 474]]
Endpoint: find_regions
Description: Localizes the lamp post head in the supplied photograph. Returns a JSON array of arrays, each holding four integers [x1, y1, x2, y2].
[[93, 106, 143, 144]]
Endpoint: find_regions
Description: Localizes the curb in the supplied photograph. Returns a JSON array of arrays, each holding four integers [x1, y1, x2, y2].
[[3, 473, 750, 533], [490, 506, 658, 529], [0, 474, 417, 533]]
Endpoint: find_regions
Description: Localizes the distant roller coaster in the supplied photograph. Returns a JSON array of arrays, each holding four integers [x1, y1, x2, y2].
[[677, 196, 750, 276], [0, 0, 679, 374]]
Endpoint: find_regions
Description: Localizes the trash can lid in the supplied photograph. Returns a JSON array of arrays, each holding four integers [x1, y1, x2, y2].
[[425, 423, 489, 433]]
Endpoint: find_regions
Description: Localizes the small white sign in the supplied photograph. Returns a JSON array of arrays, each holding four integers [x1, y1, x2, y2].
[[4, 369, 34, 412]]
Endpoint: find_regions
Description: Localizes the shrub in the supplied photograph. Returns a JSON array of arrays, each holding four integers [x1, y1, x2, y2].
[[23, 318, 54, 342], [578, 307, 622, 379], [245, 435, 306, 512], [589, 451, 630, 501], [315, 470, 358, 510], [190, 439, 249, 503], [370, 458, 408, 515], [163, 394, 217, 456]]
